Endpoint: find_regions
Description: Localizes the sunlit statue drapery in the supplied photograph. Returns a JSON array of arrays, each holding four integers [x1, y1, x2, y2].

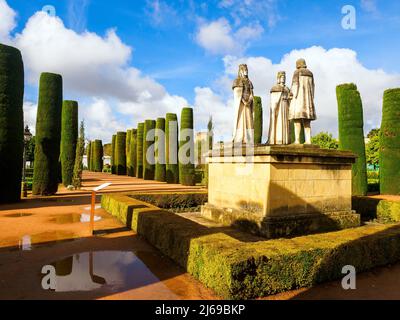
[[232, 64, 255, 144], [289, 58, 317, 144], [268, 71, 291, 145]]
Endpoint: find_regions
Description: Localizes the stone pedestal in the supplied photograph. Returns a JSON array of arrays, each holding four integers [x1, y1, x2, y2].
[[201, 144, 361, 238]]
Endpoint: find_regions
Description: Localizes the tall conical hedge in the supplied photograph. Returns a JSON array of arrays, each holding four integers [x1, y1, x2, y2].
[[111, 134, 116, 174], [126, 129, 132, 176], [115, 132, 126, 175], [32, 73, 63, 196], [166, 113, 179, 184], [90, 141, 95, 172], [0, 44, 24, 203], [143, 120, 156, 180], [129, 129, 137, 178], [179, 108, 195, 186], [87, 141, 91, 171], [155, 117, 166, 182], [92, 140, 103, 172], [380, 88, 400, 195], [60, 100, 78, 186], [136, 123, 144, 178], [254, 96, 263, 144], [336, 83, 368, 196]]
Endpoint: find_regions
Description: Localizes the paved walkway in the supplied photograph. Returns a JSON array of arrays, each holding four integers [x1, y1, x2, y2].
[[0, 171, 214, 300]]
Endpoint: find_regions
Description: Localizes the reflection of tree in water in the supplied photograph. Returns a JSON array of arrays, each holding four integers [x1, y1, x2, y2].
[[53, 256, 73, 276]]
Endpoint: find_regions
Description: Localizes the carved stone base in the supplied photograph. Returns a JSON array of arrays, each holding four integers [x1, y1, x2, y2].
[[201, 203, 360, 239], [203, 144, 361, 238]]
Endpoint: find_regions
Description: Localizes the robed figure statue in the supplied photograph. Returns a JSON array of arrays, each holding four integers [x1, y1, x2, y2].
[[268, 71, 291, 145], [232, 64, 254, 144], [289, 58, 316, 144]]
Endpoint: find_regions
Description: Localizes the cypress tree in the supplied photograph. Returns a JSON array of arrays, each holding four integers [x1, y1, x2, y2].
[[380, 88, 400, 195], [90, 141, 95, 172], [155, 117, 166, 182], [32, 73, 63, 196], [72, 121, 85, 189], [136, 123, 144, 178], [0, 44, 24, 203], [115, 132, 126, 175], [92, 140, 103, 172], [143, 120, 156, 180], [111, 134, 116, 174], [254, 96, 263, 144], [60, 100, 78, 186], [166, 113, 179, 184], [179, 108, 196, 186], [129, 129, 137, 177], [126, 129, 132, 176], [336, 83, 368, 196], [86, 141, 91, 171]]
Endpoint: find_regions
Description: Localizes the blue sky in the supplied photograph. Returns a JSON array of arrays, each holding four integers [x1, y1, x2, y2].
[[2, 0, 400, 141]]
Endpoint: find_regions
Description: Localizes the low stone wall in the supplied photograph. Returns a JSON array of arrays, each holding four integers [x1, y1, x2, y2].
[[102, 192, 400, 299]]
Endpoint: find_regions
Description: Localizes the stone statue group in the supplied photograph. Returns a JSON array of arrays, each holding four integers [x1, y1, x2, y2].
[[232, 59, 316, 145]]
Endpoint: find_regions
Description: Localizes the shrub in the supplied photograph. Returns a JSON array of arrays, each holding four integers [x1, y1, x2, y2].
[[111, 134, 116, 174], [129, 129, 137, 178], [166, 113, 179, 184], [179, 108, 195, 186], [115, 132, 126, 175], [72, 121, 85, 189], [92, 139, 103, 172], [136, 123, 144, 178], [253, 96, 263, 144], [60, 100, 78, 186], [32, 72, 63, 196], [336, 83, 368, 196], [126, 129, 132, 176], [155, 118, 166, 182], [0, 44, 24, 203], [143, 120, 156, 180], [380, 88, 400, 195]]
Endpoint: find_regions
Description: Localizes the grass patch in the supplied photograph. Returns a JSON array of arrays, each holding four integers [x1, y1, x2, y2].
[[102, 192, 400, 299]]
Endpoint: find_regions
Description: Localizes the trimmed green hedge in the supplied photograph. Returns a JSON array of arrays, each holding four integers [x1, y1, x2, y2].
[[0, 44, 24, 203], [126, 129, 132, 176], [377, 200, 400, 223], [179, 108, 195, 186], [136, 123, 144, 178], [60, 100, 78, 186], [86, 141, 91, 171], [102, 192, 400, 299], [143, 120, 156, 180], [337, 83, 368, 196], [92, 139, 103, 172], [32, 72, 63, 196], [253, 96, 263, 144], [166, 113, 179, 184], [90, 141, 95, 171], [380, 88, 400, 195], [111, 135, 116, 174], [129, 129, 137, 178], [155, 117, 166, 182], [115, 132, 126, 175], [131, 192, 207, 210]]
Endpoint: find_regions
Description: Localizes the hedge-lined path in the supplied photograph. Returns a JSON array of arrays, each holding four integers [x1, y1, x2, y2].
[[0, 171, 213, 300]]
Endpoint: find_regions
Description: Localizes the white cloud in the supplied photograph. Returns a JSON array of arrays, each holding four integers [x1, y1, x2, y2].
[[2, 7, 189, 142], [145, 0, 179, 26], [195, 18, 263, 55], [0, 0, 17, 42], [23, 101, 38, 133], [193, 46, 400, 141]]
